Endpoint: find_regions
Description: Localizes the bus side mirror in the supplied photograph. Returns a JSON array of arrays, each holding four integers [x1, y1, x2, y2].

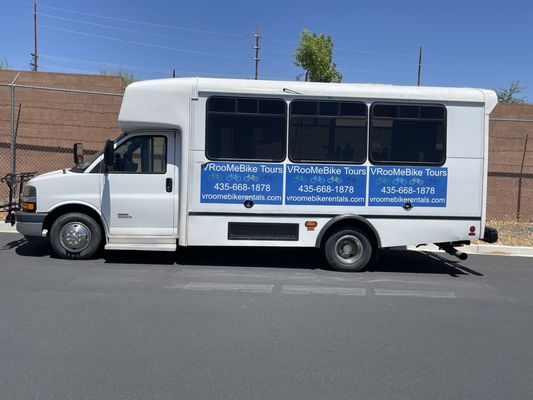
[[103, 139, 115, 172], [73, 143, 84, 166]]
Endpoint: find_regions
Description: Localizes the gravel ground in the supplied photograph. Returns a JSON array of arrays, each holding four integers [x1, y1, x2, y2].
[[483, 220, 533, 247]]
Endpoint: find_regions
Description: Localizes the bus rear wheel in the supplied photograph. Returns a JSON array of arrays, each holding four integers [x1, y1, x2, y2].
[[324, 228, 372, 272], [50, 212, 102, 259]]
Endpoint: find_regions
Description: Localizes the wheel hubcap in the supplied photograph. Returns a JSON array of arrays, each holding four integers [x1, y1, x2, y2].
[[59, 222, 91, 252], [334, 235, 363, 265]]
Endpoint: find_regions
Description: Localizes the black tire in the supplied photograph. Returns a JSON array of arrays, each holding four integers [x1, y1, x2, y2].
[[49, 212, 102, 259], [323, 228, 373, 272]]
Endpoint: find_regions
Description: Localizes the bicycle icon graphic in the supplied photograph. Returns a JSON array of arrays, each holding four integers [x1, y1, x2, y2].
[[208, 173, 223, 181], [393, 177, 407, 185], [244, 174, 258, 182], [310, 176, 325, 184], [292, 175, 307, 183], [327, 176, 342, 184], [226, 173, 242, 182], [409, 178, 424, 185], [375, 177, 390, 185]]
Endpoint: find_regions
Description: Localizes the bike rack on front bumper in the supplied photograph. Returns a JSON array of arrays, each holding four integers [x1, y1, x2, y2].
[[1, 172, 36, 225]]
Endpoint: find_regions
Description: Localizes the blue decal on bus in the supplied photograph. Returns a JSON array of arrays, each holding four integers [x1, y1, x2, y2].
[[200, 162, 283, 204], [285, 164, 367, 206], [368, 166, 448, 207]]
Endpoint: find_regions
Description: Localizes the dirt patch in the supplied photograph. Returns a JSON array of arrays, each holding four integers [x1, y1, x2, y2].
[[480, 220, 533, 247]]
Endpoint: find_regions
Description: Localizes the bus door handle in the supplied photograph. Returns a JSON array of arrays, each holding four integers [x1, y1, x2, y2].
[[166, 178, 173, 192]]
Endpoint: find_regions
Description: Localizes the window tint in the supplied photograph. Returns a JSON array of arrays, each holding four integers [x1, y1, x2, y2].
[[291, 101, 317, 116], [370, 103, 446, 165], [108, 136, 167, 173], [289, 100, 367, 164], [206, 97, 286, 161]]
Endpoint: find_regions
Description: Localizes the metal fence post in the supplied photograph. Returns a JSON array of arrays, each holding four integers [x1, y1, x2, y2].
[[9, 72, 21, 174], [516, 134, 529, 221]]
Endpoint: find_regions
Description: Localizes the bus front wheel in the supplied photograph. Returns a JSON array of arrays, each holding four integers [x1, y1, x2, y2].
[[324, 228, 372, 272], [50, 212, 102, 259]]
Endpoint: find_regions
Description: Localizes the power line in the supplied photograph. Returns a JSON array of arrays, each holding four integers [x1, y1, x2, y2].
[[28, 2, 418, 81], [262, 59, 294, 67], [40, 55, 171, 74], [262, 59, 409, 76], [39, 3, 248, 38], [40, 25, 414, 80], [39, 11, 414, 75], [262, 48, 416, 66], [37, 3, 415, 60], [40, 25, 248, 61], [337, 67, 410, 76], [334, 55, 417, 67], [40, 63, 102, 75], [41, 24, 123, 41], [263, 36, 413, 58], [40, 55, 250, 79], [335, 46, 413, 58], [37, 12, 248, 50]]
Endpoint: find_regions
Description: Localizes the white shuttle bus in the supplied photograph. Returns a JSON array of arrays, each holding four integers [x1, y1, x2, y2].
[[14, 78, 499, 271]]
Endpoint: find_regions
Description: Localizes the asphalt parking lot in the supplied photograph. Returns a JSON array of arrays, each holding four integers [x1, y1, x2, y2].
[[1, 232, 532, 400]]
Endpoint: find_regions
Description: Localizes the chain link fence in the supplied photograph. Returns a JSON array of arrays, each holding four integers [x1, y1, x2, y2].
[[487, 127, 532, 222], [1, 75, 122, 206]]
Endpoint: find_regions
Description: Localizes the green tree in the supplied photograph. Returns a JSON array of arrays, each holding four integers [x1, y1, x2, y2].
[[294, 29, 342, 83], [0, 58, 11, 70], [496, 81, 527, 104], [100, 66, 137, 87]]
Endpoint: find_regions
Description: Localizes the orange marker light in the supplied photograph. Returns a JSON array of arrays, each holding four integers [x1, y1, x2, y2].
[[305, 221, 318, 228], [22, 202, 36, 212]]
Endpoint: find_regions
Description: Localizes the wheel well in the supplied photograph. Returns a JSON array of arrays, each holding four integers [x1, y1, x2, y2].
[[317, 216, 381, 251], [43, 204, 106, 239]]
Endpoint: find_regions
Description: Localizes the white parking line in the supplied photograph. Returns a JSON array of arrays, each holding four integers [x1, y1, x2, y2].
[[168, 282, 457, 299], [374, 289, 456, 298], [281, 285, 366, 296], [182, 282, 274, 293]]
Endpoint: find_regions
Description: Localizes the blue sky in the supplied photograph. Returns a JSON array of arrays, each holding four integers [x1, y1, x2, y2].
[[1, 0, 531, 100]]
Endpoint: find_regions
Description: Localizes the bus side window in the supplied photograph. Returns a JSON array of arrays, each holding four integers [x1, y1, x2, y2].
[[289, 100, 367, 164], [108, 136, 167, 174], [369, 103, 446, 165], [205, 97, 287, 162]]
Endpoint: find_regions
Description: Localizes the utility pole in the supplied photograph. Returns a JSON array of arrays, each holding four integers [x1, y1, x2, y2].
[[252, 26, 261, 80], [417, 46, 422, 86], [31, 0, 38, 71]]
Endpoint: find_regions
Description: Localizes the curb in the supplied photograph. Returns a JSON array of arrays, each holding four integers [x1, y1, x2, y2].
[[408, 243, 533, 258], [0, 222, 17, 233]]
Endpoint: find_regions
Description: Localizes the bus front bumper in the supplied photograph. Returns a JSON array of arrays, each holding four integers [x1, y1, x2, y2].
[[15, 211, 47, 237]]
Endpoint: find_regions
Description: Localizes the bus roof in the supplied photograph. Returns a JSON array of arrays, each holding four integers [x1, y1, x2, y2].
[[118, 77, 498, 131]]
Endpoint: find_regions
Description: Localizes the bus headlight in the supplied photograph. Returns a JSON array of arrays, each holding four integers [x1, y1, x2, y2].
[[21, 185, 37, 212]]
